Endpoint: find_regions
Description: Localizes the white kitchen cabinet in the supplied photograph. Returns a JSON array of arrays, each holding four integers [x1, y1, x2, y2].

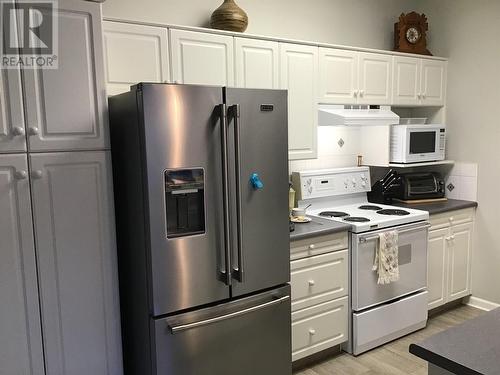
[[427, 228, 448, 310], [289, 232, 349, 361], [318, 48, 358, 104], [29, 151, 122, 375], [103, 21, 170, 95], [318, 49, 392, 105], [280, 43, 318, 160], [0, 155, 44, 375], [22, 0, 109, 152], [357, 52, 393, 105], [421, 59, 447, 106], [0, 65, 26, 153], [427, 209, 474, 310], [392, 57, 447, 106], [170, 29, 234, 86], [235, 38, 279, 89]]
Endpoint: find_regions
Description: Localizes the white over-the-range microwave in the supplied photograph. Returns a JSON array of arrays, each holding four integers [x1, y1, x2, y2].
[[390, 124, 446, 164]]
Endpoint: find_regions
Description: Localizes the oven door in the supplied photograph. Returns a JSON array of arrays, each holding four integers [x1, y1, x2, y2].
[[405, 127, 443, 163], [351, 222, 429, 311]]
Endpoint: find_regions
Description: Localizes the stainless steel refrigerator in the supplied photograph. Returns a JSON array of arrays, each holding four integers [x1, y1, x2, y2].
[[109, 83, 291, 375]]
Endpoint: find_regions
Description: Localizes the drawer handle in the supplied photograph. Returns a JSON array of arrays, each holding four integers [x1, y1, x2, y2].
[[449, 217, 454, 222], [308, 280, 315, 287], [308, 244, 315, 250], [309, 328, 316, 335]]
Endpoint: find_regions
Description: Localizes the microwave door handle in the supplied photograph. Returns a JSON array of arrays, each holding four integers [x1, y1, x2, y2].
[[219, 104, 231, 286], [359, 223, 431, 243]]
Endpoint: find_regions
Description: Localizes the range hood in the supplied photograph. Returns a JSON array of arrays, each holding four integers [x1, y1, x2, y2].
[[318, 105, 399, 126]]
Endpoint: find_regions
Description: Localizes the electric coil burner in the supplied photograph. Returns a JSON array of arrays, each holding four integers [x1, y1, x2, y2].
[[319, 211, 349, 218], [344, 217, 370, 222], [376, 209, 410, 216], [358, 205, 383, 211]]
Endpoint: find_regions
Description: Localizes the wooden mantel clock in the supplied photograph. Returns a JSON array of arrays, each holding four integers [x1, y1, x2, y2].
[[394, 12, 432, 55]]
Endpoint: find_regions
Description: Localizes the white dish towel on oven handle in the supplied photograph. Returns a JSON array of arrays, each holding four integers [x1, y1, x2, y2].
[[372, 231, 399, 285]]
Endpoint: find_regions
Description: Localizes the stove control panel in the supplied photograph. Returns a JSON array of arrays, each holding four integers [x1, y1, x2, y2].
[[292, 167, 372, 200]]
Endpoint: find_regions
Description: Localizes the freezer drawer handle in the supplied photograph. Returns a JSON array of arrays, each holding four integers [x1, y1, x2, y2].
[[359, 223, 431, 243], [168, 295, 290, 334]]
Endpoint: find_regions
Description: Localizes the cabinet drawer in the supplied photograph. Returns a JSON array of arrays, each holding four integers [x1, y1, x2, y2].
[[430, 208, 474, 229], [291, 297, 348, 361], [290, 250, 348, 311], [290, 232, 348, 260]]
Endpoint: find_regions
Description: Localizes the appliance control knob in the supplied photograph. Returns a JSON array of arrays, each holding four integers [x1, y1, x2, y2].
[[361, 181, 367, 188], [309, 329, 316, 335], [307, 186, 313, 194], [306, 178, 312, 186], [308, 280, 315, 286]]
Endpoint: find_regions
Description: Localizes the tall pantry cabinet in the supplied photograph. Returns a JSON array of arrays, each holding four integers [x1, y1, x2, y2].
[[0, 1, 122, 375]]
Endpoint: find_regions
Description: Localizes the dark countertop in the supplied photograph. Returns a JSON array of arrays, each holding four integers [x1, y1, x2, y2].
[[290, 216, 351, 241], [409, 308, 500, 375], [392, 199, 477, 216]]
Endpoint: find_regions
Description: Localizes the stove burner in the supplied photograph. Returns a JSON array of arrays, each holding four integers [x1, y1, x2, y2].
[[344, 217, 370, 222], [376, 209, 410, 216], [358, 205, 383, 211], [319, 211, 349, 218]]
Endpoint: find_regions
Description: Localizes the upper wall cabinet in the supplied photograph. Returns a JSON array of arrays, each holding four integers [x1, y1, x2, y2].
[[0, 66, 26, 153], [103, 22, 170, 96], [170, 29, 234, 86], [235, 38, 279, 89], [319, 49, 392, 105], [280, 43, 318, 160], [393, 57, 446, 106], [22, 0, 108, 152]]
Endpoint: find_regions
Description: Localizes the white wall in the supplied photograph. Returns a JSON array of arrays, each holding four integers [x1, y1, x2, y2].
[[416, 0, 500, 304], [102, 0, 417, 50]]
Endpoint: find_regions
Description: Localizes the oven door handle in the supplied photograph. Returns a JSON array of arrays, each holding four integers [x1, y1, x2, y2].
[[359, 223, 431, 243]]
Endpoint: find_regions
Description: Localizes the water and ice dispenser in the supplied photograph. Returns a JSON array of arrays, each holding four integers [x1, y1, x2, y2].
[[165, 168, 205, 238]]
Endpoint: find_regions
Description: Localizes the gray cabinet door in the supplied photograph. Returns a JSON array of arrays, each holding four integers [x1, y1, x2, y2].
[[30, 151, 122, 375], [0, 0, 26, 153], [0, 154, 44, 375], [22, 0, 108, 152]]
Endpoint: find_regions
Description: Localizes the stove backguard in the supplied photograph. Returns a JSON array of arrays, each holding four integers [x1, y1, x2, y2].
[[165, 168, 205, 238]]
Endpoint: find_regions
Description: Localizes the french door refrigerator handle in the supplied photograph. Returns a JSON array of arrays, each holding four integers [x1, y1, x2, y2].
[[219, 103, 231, 286], [231, 104, 244, 282], [168, 296, 290, 334]]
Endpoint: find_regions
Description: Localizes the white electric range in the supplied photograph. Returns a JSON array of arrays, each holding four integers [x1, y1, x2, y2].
[[292, 167, 430, 355]]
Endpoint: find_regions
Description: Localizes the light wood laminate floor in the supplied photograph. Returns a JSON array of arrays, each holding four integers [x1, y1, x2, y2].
[[294, 305, 483, 375]]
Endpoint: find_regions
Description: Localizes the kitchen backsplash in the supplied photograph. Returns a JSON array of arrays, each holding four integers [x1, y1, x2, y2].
[[445, 162, 478, 201], [289, 126, 360, 172]]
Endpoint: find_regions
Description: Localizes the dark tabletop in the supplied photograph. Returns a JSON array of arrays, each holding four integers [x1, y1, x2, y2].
[[392, 199, 477, 215], [410, 308, 499, 375], [290, 216, 351, 241]]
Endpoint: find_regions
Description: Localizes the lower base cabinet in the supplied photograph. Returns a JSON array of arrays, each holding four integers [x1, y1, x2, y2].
[[1, 152, 123, 375], [290, 232, 349, 361], [427, 208, 474, 310]]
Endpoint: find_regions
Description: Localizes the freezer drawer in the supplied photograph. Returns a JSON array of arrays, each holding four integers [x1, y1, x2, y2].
[[154, 285, 291, 375], [352, 291, 428, 355]]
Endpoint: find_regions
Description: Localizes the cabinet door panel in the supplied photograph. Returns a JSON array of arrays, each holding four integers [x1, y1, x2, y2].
[[0, 155, 44, 375], [318, 48, 358, 104], [392, 56, 421, 106], [427, 228, 448, 310], [358, 52, 392, 105], [103, 22, 170, 95], [448, 222, 473, 300], [235, 38, 279, 89], [30, 151, 122, 375], [421, 60, 446, 106], [23, 0, 108, 151], [0, 65, 26, 152], [280, 43, 318, 160], [170, 29, 234, 86]]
